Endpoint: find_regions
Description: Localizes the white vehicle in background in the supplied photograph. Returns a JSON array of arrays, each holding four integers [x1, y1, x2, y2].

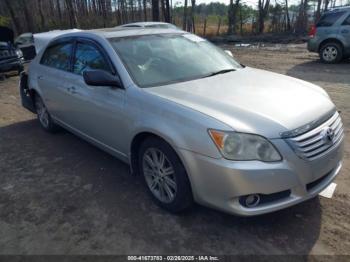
[[33, 29, 82, 54], [118, 22, 178, 29], [14, 32, 36, 61]]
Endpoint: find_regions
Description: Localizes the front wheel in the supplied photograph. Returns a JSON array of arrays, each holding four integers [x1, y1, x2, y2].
[[35, 94, 58, 132], [319, 42, 343, 64], [138, 137, 193, 213]]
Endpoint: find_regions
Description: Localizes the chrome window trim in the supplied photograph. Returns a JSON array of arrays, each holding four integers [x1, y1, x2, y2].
[[280, 109, 337, 138]]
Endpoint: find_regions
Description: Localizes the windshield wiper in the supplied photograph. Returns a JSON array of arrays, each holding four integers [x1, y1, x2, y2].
[[202, 69, 236, 78]]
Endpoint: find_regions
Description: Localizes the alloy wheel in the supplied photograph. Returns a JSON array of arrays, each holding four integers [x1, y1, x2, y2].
[[322, 46, 338, 62], [142, 148, 177, 203]]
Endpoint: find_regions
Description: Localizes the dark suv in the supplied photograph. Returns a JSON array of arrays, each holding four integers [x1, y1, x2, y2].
[[0, 26, 24, 75], [308, 7, 350, 63]]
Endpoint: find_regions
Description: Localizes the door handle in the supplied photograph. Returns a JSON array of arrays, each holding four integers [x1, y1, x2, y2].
[[341, 29, 349, 34], [37, 75, 44, 80]]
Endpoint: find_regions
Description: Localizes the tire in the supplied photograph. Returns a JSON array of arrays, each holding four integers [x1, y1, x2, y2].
[[138, 137, 193, 213], [34, 94, 59, 132], [319, 42, 343, 64]]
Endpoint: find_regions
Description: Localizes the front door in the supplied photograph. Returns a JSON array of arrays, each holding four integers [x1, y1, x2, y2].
[[63, 40, 129, 156]]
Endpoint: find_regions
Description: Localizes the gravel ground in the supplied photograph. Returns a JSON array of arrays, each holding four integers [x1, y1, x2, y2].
[[0, 44, 349, 256]]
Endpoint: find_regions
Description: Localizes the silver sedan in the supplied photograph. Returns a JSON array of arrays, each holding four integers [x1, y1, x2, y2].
[[21, 28, 344, 216]]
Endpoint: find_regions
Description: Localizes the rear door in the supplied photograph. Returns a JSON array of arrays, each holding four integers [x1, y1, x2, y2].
[[37, 40, 74, 122], [316, 11, 346, 39], [338, 14, 350, 52]]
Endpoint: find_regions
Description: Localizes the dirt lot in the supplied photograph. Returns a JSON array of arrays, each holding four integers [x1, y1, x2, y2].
[[0, 44, 349, 256]]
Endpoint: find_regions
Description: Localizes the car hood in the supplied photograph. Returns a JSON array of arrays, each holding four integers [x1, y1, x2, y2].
[[145, 67, 335, 138]]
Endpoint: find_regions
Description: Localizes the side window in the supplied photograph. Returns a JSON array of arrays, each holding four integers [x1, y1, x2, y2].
[[317, 11, 346, 27], [41, 42, 73, 71], [342, 15, 350, 26], [73, 42, 111, 75]]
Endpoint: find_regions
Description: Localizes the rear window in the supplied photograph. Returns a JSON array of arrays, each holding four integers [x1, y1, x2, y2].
[[317, 11, 346, 27]]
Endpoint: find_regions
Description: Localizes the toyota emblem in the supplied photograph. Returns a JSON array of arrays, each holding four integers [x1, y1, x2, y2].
[[321, 127, 335, 144]]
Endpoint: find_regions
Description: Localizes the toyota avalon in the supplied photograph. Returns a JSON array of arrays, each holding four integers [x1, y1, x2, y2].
[[20, 28, 344, 216]]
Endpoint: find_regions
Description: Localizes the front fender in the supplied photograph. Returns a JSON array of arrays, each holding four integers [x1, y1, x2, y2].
[[127, 88, 231, 160]]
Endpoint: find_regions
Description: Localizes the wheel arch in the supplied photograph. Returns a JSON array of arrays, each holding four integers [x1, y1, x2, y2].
[[28, 88, 42, 112], [318, 38, 345, 52], [129, 130, 193, 182], [130, 131, 181, 175], [129, 130, 196, 205]]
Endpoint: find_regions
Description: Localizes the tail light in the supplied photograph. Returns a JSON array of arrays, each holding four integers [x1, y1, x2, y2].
[[309, 25, 317, 38]]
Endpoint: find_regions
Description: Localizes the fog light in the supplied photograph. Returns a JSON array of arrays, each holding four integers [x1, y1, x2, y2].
[[241, 194, 260, 208]]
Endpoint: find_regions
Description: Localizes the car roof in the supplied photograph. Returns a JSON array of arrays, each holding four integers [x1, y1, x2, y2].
[[58, 27, 186, 40]]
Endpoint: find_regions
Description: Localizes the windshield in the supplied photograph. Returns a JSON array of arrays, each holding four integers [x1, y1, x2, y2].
[[109, 34, 242, 87]]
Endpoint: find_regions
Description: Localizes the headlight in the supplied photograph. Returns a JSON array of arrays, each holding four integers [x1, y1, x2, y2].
[[208, 129, 282, 162], [16, 49, 23, 58]]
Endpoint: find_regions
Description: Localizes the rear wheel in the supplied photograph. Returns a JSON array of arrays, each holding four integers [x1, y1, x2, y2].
[[138, 137, 193, 213], [35, 94, 58, 132], [319, 42, 343, 64]]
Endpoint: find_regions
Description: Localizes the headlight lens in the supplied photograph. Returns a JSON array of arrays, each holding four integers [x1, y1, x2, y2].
[[16, 49, 23, 58], [208, 130, 282, 162]]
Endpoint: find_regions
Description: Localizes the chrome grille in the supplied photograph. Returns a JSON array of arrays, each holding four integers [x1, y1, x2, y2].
[[0, 49, 16, 59], [286, 111, 344, 161]]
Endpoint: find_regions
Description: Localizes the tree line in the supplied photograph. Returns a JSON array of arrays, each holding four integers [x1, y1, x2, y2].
[[0, 0, 349, 37]]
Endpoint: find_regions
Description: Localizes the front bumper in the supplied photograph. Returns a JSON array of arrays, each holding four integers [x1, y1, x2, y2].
[[179, 137, 344, 216]]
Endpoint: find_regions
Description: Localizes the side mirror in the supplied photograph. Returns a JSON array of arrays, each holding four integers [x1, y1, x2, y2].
[[225, 50, 233, 57], [83, 70, 122, 88]]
